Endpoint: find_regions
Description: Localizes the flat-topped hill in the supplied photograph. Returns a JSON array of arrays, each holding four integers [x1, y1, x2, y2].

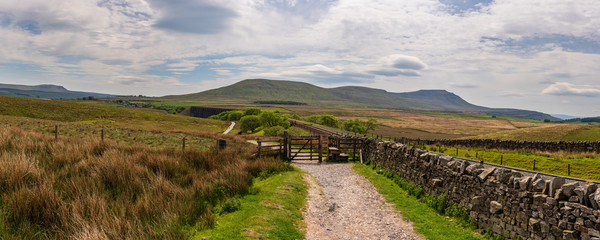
[[164, 79, 559, 121]]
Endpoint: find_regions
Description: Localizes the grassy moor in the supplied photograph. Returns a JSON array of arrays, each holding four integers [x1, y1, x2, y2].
[[0, 127, 290, 239]]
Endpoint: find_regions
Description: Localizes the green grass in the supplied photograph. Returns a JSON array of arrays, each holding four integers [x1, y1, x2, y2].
[[0, 115, 220, 152], [562, 126, 600, 141], [422, 144, 600, 181], [0, 96, 234, 151], [0, 96, 224, 132], [352, 164, 482, 240], [194, 169, 307, 240]]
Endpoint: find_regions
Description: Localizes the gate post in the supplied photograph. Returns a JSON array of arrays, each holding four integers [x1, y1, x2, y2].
[[318, 135, 322, 163], [353, 138, 357, 161], [283, 131, 288, 158], [310, 138, 313, 161]]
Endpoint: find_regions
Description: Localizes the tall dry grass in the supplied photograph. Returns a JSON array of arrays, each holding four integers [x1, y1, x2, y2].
[[0, 127, 290, 239]]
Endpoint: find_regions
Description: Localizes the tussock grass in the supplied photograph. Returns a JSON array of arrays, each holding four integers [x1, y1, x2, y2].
[[0, 127, 291, 239], [0, 115, 231, 152]]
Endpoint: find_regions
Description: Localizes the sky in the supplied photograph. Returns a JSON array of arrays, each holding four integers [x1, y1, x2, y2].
[[0, 0, 599, 117]]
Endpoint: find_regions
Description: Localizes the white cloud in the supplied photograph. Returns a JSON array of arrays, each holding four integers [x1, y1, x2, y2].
[[0, 0, 599, 115], [542, 82, 600, 97], [385, 54, 427, 70]]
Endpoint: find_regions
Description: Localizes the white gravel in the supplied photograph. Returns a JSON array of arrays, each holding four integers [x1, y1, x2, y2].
[[294, 160, 422, 240]]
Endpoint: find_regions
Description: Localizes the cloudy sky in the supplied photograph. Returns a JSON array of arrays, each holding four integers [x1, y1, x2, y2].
[[0, 0, 599, 117]]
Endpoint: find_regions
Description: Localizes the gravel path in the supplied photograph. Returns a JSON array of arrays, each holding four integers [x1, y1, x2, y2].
[[222, 121, 235, 134], [294, 160, 421, 240]]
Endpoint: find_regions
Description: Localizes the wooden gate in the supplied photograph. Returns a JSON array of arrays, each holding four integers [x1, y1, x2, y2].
[[285, 136, 322, 162], [327, 136, 362, 161]]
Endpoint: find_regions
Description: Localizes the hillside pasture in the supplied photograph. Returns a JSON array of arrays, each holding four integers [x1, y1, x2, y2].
[[0, 127, 291, 239], [470, 124, 590, 141]]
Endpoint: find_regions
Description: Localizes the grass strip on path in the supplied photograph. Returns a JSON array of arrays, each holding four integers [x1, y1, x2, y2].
[[352, 163, 483, 240], [194, 169, 307, 240]]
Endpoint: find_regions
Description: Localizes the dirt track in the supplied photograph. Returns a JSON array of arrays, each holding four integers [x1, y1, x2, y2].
[[294, 160, 421, 240]]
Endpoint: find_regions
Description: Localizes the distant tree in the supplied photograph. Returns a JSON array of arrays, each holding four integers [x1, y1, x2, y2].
[[259, 112, 282, 128], [342, 120, 367, 134], [244, 107, 261, 116], [544, 119, 551, 123], [364, 118, 378, 132], [304, 115, 321, 124], [240, 115, 261, 133], [319, 115, 340, 128], [342, 118, 377, 134], [227, 111, 244, 121]]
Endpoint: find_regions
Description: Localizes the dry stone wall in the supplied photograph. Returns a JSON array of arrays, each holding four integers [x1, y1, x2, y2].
[[400, 138, 600, 153], [361, 137, 600, 240]]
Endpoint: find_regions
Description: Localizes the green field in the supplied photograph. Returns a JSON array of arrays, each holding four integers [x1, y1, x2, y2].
[[421, 144, 600, 181]]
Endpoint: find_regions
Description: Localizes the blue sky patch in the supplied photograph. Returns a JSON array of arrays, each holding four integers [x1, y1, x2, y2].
[[17, 19, 41, 35], [486, 34, 600, 54], [439, 0, 493, 15]]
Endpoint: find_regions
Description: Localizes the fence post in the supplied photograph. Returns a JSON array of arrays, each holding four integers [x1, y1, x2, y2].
[[501, 155, 503, 165], [55, 125, 58, 140], [257, 141, 262, 157], [217, 139, 227, 150], [456, 148, 458, 156], [101, 128, 104, 142], [182, 137, 186, 152], [533, 159, 536, 171], [568, 164, 570, 176]]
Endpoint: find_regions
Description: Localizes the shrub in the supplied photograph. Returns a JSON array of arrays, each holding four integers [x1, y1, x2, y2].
[[243, 108, 261, 116], [259, 112, 281, 128], [342, 118, 377, 134], [304, 115, 321, 124], [319, 115, 340, 128], [263, 126, 285, 137], [240, 115, 261, 133], [226, 111, 244, 121], [343, 120, 367, 134], [215, 111, 230, 121]]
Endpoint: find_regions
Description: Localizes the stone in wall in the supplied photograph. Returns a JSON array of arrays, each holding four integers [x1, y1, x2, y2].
[[363, 137, 600, 240]]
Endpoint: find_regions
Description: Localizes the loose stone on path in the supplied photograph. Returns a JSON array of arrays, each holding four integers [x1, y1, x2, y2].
[[295, 160, 421, 240]]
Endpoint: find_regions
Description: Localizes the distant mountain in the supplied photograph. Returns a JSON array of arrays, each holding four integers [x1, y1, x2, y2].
[[558, 116, 600, 124], [164, 79, 559, 121], [0, 83, 114, 99], [551, 114, 582, 120]]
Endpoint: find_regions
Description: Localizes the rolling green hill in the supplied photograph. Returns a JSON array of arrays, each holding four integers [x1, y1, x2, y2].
[[164, 79, 559, 121], [0, 83, 113, 99]]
